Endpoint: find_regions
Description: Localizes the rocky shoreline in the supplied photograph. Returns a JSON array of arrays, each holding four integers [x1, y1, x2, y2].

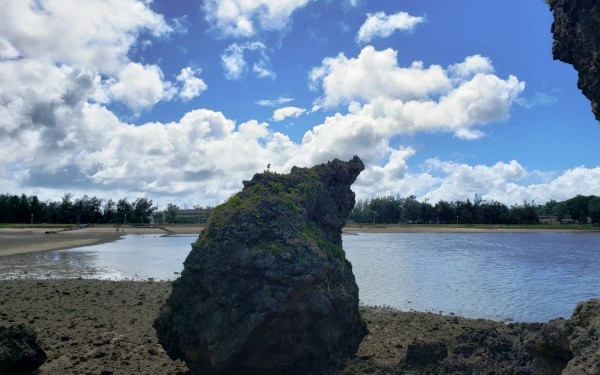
[[1, 279, 598, 374]]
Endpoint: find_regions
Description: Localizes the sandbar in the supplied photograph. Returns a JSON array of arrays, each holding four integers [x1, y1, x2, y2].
[[0, 225, 205, 257]]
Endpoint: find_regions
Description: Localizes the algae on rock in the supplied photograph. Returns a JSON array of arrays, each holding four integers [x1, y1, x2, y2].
[[155, 156, 367, 375]]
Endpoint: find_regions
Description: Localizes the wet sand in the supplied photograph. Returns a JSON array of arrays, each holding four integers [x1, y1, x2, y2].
[[2, 223, 596, 258], [0, 225, 206, 257], [0, 279, 535, 375]]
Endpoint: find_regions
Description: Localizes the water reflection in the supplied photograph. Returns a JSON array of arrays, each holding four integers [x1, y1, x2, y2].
[[0, 234, 197, 280]]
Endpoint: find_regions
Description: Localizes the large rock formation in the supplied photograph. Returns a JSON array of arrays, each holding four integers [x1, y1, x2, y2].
[[155, 156, 367, 374], [525, 299, 600, 375], [549, 0, 600, 122], [0, 324, 47, 374]]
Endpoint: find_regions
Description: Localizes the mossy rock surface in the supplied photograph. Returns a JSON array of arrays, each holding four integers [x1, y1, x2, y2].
[[155, 156, 367, 375]]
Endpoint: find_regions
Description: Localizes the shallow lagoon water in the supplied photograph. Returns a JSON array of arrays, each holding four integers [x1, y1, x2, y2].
[[1, 231, 599, 322], [345, 232, 600, 322]]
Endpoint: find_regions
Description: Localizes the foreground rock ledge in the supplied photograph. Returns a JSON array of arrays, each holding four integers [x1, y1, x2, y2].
[[154, 156, 367, 375]]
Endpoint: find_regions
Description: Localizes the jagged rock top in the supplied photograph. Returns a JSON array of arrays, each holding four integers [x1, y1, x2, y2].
[[203, 155, 365, 258]]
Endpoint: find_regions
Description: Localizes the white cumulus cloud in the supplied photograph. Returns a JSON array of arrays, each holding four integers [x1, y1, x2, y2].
[[357, 11, 424, 44], [204, 0, 313, 37], [308, 46, 524, 140], [272, 106, 306, 121], [176, 67, 208, 101], [0, 0, 170, 74], [222, 42, 274, 80], [309, 46, 451, 107], [108, 63, 176, 113]]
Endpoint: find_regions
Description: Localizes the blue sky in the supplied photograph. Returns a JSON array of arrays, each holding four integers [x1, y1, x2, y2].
[[1, 0, 599, 208]]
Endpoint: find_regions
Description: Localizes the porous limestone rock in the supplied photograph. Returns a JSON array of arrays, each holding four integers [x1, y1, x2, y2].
[[155, 156, 367, 374], [549, 0, 600, 122]]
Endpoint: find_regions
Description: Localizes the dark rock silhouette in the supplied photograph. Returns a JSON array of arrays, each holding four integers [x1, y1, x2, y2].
[[549, 0, 600, 122], [525, 299, 600, 375], [0, 324, 47, 374], [155, 156, 367, 374]]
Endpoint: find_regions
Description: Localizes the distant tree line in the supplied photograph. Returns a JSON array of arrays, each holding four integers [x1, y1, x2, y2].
[[0, 193, 157, 225], [3, 192, 599, 226], [351, 194, 600, 225]]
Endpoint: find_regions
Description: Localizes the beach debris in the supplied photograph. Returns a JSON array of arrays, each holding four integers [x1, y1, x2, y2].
[[0, 324, 47, 374], [155, 156, 367, 374]]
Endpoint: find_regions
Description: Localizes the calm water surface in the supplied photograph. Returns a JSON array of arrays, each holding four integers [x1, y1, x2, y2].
[[344, 232, 600, 322], [1, 232, 599, 322]]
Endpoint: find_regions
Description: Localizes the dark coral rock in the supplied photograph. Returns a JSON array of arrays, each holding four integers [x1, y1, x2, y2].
[[0, 324, 47, 374], [155, 156, 367, 375], [549, 0, 600, 122], [405, 340, 448, 366], [525, 299, 600, 375]]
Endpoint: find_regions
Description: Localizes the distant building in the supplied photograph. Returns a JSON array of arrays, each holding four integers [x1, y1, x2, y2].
[[559, 215, 579, 225], [539, 215, 559, 225], [176, 208, 211, 223]]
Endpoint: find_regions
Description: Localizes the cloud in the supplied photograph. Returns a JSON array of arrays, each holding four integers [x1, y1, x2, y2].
[[308, 46, 524, 140], [309, 46, 451, 107], [108, 63, 176, 113], [272, 106, 306, 121], [448, 54, 495, 79], [0, 0, 171, 74], [356, 11, 424, 44], [2, 1, 596, 210], [256, 96, 295, 107], [0, 36, 19, 60], [516, 91, 559, 109], [204, 0, 313, 37], [221, 42, 274, 80], [353, 156, 600, 206], [426, 161, 600, 205], [176, 67, 208, 101]]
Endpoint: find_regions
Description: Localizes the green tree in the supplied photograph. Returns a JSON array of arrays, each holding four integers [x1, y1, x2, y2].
[[116, 198, 134, 224], [588, 197, 600, 224], [369, 196, 401, 223], [455, 199, 474, 224], [165, 203, 180, 223], [420, 199, 435, 224], [103, 199, 116, 223], [481, 200, 509, 224], [60, 193, 74, 223], [564, 195, 590, 224], [28, 195, 45, 224], [403, 196, 421, 223], [434, 200, 455, 224], [133, 197, 156, 223]]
